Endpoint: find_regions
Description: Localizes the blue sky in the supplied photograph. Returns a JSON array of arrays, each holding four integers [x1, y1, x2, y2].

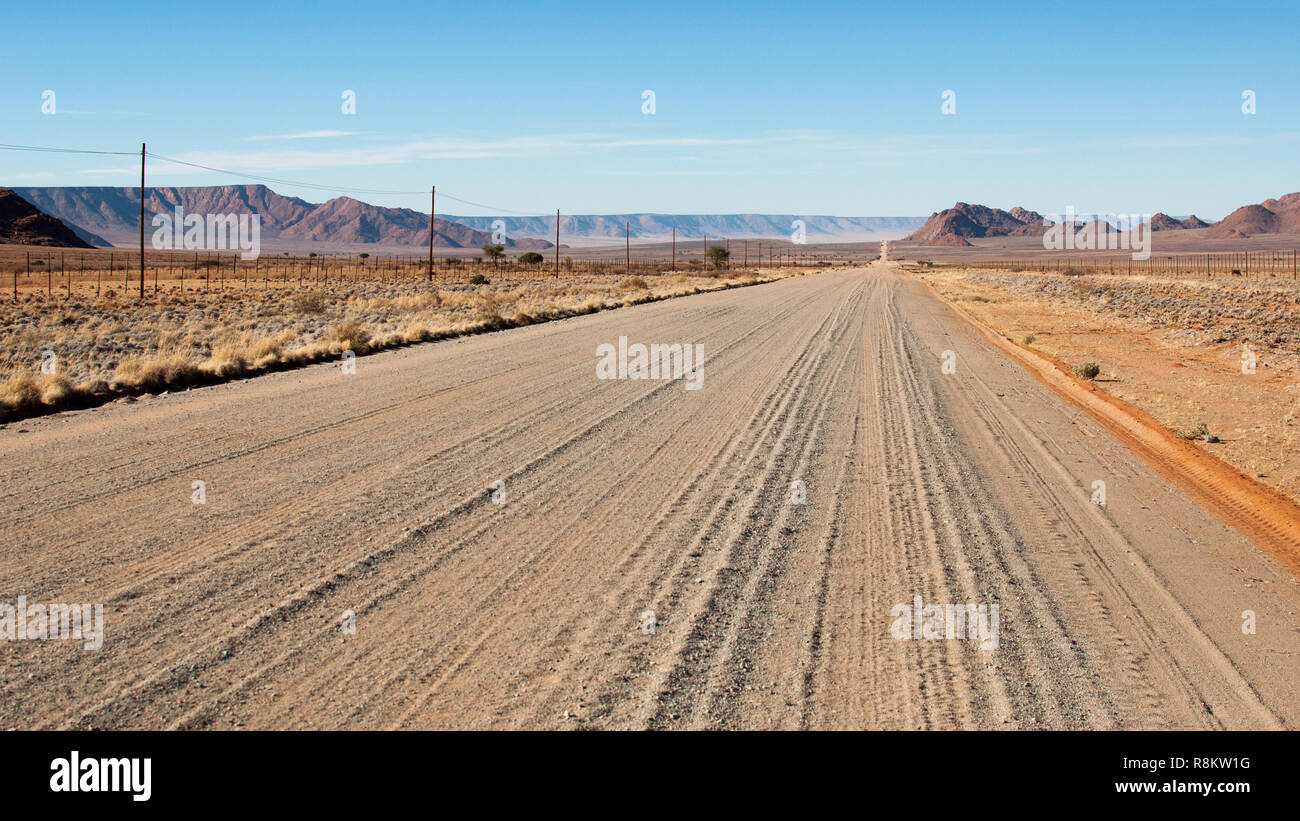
[[3, 0, 1297, 217]]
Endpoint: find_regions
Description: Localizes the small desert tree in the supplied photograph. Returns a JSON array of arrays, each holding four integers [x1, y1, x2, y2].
[[706, 245, 730, 271], [481, 244, 505, 268], [518, 252, 544, 266]]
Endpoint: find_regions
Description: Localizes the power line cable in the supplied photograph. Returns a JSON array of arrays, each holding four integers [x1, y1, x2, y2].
[[0, 142, 553, 216]]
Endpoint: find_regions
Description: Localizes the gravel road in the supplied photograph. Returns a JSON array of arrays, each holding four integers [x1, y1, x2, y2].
[[2, 264, 1296, 729]]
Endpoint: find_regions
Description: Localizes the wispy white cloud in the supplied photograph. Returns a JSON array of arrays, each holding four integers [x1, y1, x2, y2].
[[1124, 134, 1254, 149], [146, 131, 1050, 178], [48, 131, 1060, 184], [774, 131, 1052, 158], [4, 171, 57, 181], [154, 133, 763, 173], [244, 130, 367, 142], [1117, 132, 1300, 150]]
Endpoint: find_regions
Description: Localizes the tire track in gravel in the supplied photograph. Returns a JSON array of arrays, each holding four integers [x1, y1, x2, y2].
[[52, 286, 821, 729]]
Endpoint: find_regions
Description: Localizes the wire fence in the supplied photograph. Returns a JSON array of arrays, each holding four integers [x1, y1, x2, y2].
[[3, 246, 853, 301], [916, 250, 1300, 279]]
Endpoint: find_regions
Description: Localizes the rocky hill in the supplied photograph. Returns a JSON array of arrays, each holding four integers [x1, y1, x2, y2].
[[0, 189, 101, 248]]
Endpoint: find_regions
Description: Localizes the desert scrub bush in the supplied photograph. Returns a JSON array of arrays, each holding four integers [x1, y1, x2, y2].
[[468, 274, 489, 285], [618, 276, 649, 291], [1072, 361, 1101, 380], [1178, 421, 1217, 441], [324, 320, 370, 353], [1022, 333, 1037, 345], [293, 290, 328, 314]]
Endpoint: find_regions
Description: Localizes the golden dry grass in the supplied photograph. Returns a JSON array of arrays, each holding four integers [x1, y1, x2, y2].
[[1, 268, 804, 420]]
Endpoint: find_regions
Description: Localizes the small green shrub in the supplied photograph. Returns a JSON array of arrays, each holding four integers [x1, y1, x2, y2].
[[1073, 361, 1101, 380]]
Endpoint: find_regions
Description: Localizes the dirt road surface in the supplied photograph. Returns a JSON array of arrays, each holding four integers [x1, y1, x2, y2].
[[3, 264, 1298, 729]]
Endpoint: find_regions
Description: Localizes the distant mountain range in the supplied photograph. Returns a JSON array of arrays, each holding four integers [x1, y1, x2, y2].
[[9, 186, 553, 252], [6, 186, 927, 250], [0, 189, 102, 248], [10, 185, 1300, 253], [446, 214, 928, 247]]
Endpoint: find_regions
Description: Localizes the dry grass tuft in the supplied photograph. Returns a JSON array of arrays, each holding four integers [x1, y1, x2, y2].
[[471, 311, 507, 331], [113, 352, 203, 391], [324, 320, 370, 353], [40, 374, 73, 405], [0, 372, 44, 413]]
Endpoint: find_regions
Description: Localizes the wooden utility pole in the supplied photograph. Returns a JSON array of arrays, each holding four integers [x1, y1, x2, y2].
[[139, 143, 146, 300], [555, 209, 560, 276], [672, 227, 676, 270], [625, 222, 630, 274], [428, 186, 435, 282]]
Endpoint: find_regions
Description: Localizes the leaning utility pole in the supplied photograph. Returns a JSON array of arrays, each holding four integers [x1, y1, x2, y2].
[[428, 186, 435, 281], [139, 143, 146, 300]]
